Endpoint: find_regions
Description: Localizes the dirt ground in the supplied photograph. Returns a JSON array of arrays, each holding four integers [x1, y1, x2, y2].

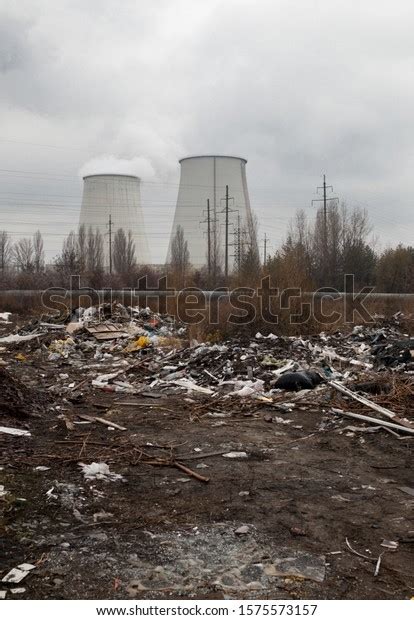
[[0, 318, 413, 600]]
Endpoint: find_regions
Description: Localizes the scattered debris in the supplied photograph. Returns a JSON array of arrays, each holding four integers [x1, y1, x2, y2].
[[86, 324, 129, 341], [79, 462, 125, 482], [0, 332, 41, 344], [0, 425, 31, 437], [234, 525, 250, 535], [397, 486, 414, 497], [222, 452, 248, 459], [329, 380, 398, 420], [381, 540, 399, 550], [331, 408, 414, 435], [374, 553, 384, 577], [0, 306, 413, 599], [2, 564, 36, 584]]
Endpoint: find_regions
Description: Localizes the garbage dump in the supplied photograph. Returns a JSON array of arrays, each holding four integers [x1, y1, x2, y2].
[[0, 303, 413, 599]]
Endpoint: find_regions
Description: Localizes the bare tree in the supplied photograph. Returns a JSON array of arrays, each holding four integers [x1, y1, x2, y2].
[[77, 224, 87, 273], [376, 245, 414, 293], [309, 202, 374, 288], [13, 238, 34, 272], [0, 231, 11, 271], [170, 225, 190, 286], [113, 228, 136, 275], [268, 202, 375, 290], [86, 227, 104, 274], [55, 230, 79, 273], [33, 230, 45, 273]]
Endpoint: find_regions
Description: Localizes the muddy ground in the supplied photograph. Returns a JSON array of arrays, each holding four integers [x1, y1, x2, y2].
[[0, 320, 413, 600]]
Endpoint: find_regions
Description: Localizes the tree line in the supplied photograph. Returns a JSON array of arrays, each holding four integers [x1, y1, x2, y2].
[[0, 203, 412, 293]]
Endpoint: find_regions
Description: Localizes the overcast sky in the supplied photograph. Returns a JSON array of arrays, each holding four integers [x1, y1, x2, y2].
[[0, 0, 413, 263]]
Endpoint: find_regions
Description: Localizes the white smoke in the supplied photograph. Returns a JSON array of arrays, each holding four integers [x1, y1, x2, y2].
[[79, 155, 155, 179]]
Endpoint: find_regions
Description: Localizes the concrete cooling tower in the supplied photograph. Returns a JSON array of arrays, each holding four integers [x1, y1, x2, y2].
[[79, 174, 149, 267], [167, 155, 258, 270]]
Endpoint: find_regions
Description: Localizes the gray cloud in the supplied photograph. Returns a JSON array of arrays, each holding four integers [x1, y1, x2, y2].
[[0, 0, 413, 262]]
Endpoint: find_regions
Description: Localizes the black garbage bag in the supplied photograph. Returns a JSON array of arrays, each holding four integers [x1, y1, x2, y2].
[[274, 370, 324, 391]]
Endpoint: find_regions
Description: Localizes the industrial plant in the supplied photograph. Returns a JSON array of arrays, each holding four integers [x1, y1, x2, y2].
[[167, 155, 258, 272], [77, 157, 259, 273], [79, 173, 150, 268]]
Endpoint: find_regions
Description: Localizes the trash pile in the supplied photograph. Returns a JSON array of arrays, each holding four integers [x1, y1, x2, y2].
[[0, 305, 413, 600], [0, 305, 413, 431]]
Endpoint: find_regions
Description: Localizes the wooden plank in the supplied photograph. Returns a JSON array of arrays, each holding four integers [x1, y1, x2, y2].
[[85, 324, 128, 340]]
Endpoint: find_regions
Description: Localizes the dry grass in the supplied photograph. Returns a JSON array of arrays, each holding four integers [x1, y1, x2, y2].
[[0, 290, 412, 338]]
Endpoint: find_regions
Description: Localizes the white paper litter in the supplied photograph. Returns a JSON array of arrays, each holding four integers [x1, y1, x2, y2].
[[92, 371, 119, 387], [229, 379, 264, 397], [255, 332, 278, 340], [0, 312, 12, 322], [172, 378, 214, 394], [0, 332, 40, 344], [79, 462, 125, 482], [2, 564, 36, 583], [222, 451, 248, 459], [0, 426, 31, 437]]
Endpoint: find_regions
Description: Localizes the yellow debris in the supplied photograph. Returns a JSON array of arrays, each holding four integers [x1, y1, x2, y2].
[[124, 336, 151, 352]]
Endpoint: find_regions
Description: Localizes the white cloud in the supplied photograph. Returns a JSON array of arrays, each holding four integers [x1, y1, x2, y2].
[[79, 156, 155, 179]]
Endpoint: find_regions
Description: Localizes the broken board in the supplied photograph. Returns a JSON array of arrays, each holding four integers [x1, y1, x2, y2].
[[85, 324, 128, 341]]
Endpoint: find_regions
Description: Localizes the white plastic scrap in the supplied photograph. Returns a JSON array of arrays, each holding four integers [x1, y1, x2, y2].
[[0, 312, 12, 322], [222, 451, 248, 459], [255, 332, 278, 340], [0, 426, 31, 437], [235, 525, 250, 535], [92, 371, 135, 393], [172, 378, 214, 395], [2, 564, 36, 584], [0, 333, 40, 344], [92, 371, 120, 389], [271, 360, 296, 377], [79, 462, 125, 482], [0, 591, 6, 599], [229, 379, 264, 397], [79, 306, 97, 323]]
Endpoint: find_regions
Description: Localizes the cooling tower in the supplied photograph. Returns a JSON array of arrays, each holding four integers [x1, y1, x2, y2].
[[167, 155, 258, 270], [79, 174, 149, 267]]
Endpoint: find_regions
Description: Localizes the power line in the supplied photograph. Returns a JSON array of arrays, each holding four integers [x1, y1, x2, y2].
[[0, 137, 90, 151], [312, 173, 338, 251]]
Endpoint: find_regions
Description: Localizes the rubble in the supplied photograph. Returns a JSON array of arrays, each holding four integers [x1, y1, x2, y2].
[[0, 304, 413, 599]]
